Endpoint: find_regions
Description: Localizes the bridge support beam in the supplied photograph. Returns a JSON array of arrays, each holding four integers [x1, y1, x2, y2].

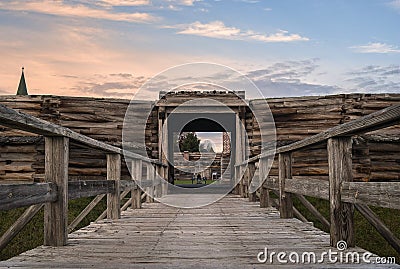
[[279, 152, 293, 218], [107, 153, 121, 220], [131, 159, 142, 209], [259, 157, 270, 208], [328, 137, 355, 247], [44, 136, 69, 246], [248, 163, 257, 202]]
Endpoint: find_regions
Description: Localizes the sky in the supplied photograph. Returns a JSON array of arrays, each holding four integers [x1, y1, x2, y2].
[[0, 0, 400, 99]]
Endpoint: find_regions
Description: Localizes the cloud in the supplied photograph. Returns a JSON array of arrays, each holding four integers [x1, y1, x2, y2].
[[344, 65, 400, 93], [388, 0, 400, 11], [72, 74, 148, 98], [166, 0, 202, 6], [175, 21, 309, 43], [0, 0, 157, 23], [244, 59, 342, 97], [240, 0, 260, 3], [350, 42, 400, 54], [99, 0, 150, 6]]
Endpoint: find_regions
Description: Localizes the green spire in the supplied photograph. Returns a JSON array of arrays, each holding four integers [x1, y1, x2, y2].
[[17, 67, 28, 95]]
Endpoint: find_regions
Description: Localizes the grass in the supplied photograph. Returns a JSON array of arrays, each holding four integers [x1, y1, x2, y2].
[[0, 193, 399, 263]]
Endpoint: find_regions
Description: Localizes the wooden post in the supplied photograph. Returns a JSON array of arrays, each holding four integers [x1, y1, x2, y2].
[[162, 166, 168, 196], [260, 187, 270, 208], [259, 157, 270, 207], [248, 162, 257, 202], [238, 165, 245, 197], [146, 163, 154, 203], [107, 153, 121, 220], [44, 136, 69, 246], [328, 137, 354, 247], [131, 159, 142, 209], [278, 152, 293, 218]]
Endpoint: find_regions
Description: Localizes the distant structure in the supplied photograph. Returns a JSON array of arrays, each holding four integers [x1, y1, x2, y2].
[[16, 67, 28, 95]]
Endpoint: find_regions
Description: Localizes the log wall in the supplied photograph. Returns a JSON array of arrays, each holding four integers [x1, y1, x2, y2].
[[0, 93, 398, 183]]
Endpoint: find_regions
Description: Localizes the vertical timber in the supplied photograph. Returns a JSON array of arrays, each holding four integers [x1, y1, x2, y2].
[[278, 152, 293, 218], [328, 137, 355, 247], [107, 153, 121, 220], [44, 137, 69, 246]]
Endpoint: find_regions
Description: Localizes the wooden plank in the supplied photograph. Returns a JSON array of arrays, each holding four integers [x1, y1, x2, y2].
[[328, 137, 354, 247], [342, 182, 400, 210], [0, 183, 57, 211], [0, 204, 43, 251], [68, 181, 114, 200], [68, 194, 105, 233], [264, 176, 330, 200], [44, 136, 69, 247], [355, 204, 400, 255], [278, 153, 293, 218], [106, 154, 121, 220]]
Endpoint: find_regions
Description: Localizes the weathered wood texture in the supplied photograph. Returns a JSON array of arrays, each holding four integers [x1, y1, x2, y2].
[[106, 154, 121, 220], [43, 136, 69, 247], [278, 153, 293, 218], [1, 195, 394, 269], [328, 137, 355, 247], [0, 94, 399, 183], [0, 183, 56, 210], [68, 194, 105, 233]]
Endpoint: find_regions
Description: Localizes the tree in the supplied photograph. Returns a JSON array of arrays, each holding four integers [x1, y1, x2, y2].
[[179, 132, 200, 152]]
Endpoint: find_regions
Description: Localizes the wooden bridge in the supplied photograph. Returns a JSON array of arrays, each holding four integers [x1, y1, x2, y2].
[[0, 96, 400, 268]]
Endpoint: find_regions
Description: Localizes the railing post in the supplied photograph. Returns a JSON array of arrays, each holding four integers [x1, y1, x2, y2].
[[146, 163, 154, 203], [44, 136, 69, 246], [131, 159, 142, 209], [248, 162, 257, 202], [107, 153, 121, 219], [162, 166, 168, 196], [259, 157, 270, 208], [279, 152, 293, 218], [328, 137, 355, 247]]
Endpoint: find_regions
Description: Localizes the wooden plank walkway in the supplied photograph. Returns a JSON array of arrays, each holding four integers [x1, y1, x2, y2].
[[0, 195, 398, 268]]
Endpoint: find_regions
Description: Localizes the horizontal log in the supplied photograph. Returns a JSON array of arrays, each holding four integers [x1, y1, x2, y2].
[[0, 183, 57, 211], [263, 176, 329, 200], [68, 181, 114, 200], [342, 182, 400, 210]]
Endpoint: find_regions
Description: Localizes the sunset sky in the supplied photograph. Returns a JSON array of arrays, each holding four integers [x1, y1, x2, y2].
[[1, 0, 399, 99]]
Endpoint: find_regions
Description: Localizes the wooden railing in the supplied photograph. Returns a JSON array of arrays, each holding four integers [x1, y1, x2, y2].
[[235, 104, 400, 254], [0, 104, 167, 250]]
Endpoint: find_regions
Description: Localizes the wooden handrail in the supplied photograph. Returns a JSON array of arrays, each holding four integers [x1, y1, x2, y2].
[[0, 104, 164, 166], [242, 104, 400, 165]]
